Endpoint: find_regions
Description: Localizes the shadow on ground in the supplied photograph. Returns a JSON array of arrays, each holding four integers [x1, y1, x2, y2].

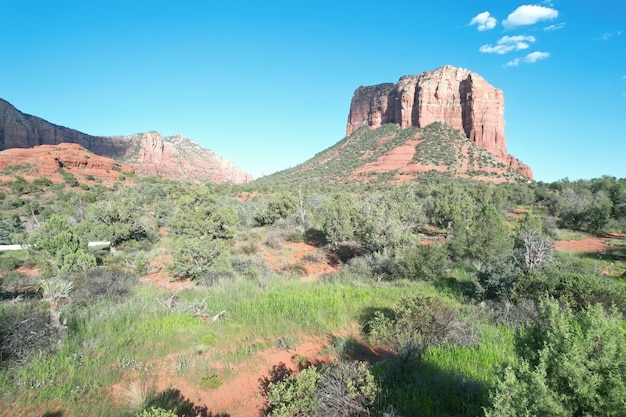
[[146, 388, 230, 417]]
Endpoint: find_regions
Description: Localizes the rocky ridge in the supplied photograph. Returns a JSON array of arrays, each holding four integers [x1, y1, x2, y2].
[[0, 143, 133, 185], [0, 98, 252, 184], [346, 65, 532, 179], [116, 131, 253, 184]]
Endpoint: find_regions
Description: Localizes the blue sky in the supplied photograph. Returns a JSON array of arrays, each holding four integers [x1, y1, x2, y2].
[[1, 0, 624, 181]]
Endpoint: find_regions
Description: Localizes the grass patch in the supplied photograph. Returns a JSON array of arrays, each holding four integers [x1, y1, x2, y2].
[[552, 229, 590, 241]]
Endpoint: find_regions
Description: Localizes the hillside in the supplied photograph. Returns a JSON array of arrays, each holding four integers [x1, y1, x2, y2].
[[0, 98, 252, 184], [0, 143, 133, 186], [257, 122, 531, 186]]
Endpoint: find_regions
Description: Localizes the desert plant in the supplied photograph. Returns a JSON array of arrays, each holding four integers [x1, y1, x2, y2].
[[0, 300, 55, 365], [485, 299, 626, 416], [367, 294, 479, 363], [71, 267, 137, 306], [263, 365, 320, 417], [136, 408, 179, 417], [27, 214, 96, 277], [261, 360, 378, 417], [168, 237, 230, 280], [316, 360, 378, 417]]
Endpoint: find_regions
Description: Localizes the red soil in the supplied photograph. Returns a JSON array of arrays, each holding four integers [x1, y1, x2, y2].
[[554, 233, 626, 253], [109, 337, 331, 417], [260, 241, 337, 282]]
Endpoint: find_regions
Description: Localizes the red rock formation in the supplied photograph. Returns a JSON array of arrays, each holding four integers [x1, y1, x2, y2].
[[117, 132, 254, 184], [0, 143, 133, 185], [0, 98, 253, 183], [346, 65, 532, 179]]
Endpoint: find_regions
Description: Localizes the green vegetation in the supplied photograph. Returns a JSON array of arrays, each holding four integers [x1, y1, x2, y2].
[[486, 299, 626, 416], [254, 122, 530, 188], [0, 145, 625, 416]]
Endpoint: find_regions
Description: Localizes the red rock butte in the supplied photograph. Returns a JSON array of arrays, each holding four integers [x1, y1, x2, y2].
[[346, 65, 532, 179], [0, 98, 253, 184]]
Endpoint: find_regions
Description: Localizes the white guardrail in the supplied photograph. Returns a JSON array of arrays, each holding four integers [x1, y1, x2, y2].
[[0, 242, 111, 251]]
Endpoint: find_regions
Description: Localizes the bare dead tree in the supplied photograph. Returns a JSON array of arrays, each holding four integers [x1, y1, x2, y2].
[[521, 229, 554, 272]]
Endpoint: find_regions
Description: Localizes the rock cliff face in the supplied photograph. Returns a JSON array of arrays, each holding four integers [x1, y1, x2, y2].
[[346, 65, 531, 179], [116, 132, 254, 184], [0, 98, 252, 183]]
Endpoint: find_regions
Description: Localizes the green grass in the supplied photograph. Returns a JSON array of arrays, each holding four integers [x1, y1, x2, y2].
[[373, 325, 515, 417], [0, 268, 521, 417], [0, 276, 433, 415], [552, 228, 590, 241]]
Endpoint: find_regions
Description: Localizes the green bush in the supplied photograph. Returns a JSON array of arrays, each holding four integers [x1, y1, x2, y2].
[[263, 365, 320, 416], [367, 294, 479, 363], [261, 361, 378, 417], [512, 254, 626, 311], [316, 361, 378, 417], [485, 299, 626, 416], [27, 214, 96, 277], [136, 407, 179, 417], [167, 237, 230, 280], [394, 244, 449, 282], [472, 256, 521, 301]]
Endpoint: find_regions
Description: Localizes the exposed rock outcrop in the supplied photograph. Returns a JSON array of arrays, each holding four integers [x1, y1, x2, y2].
[[0, 98, 253, 183], [117, 132, 254, 184], [346, 65, 532, 179], [0, 143, 133, 185]]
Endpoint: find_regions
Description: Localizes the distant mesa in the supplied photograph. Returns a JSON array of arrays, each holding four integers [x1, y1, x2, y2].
[[255, 65, 533, 186], [346, 65, 532, 180], [0, 98, 253, 184]]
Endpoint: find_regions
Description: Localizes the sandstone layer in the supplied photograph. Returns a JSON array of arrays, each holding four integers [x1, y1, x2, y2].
[[346, 65, 532, 179], [0, 98, 252, 183], [0, 143, 133, 185]]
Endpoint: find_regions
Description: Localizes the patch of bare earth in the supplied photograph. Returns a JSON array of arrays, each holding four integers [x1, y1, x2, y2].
[[110, 337, 331, 417], [352, 140, 420, 179], [554, 233, 625, 253], [140, 252, 194, 292], [261, 241, 336, 282]]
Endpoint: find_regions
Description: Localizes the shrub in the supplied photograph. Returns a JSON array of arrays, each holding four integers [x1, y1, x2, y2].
[[316, 361, 378, 417], [512, 254, 626, 311], [238, 241, 259, 255], [195, 268, 237, 287], [485, 299, 626, 416], [0, 300, 55, 365], [367, 294, 479, 363], [136, 408, 178, 417], [266, 233, 283, 249], [302, 251, 325, 264], [394, 244, 449, 282], [27, 214, 96, 277], [472, 256, 521, 301], [168, 237, 230, 280], [263, 366, 320, 417], [260, 361, 378, 417], [72, 268, 137, 306]]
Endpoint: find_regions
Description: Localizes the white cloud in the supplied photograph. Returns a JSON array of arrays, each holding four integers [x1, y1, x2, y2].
[[479, 35, 536, 54], [503, 5, 558, 28], [504, 51, 550, 67], [524, 51, 550, 63], [469, 11, 497, 31], [544, 22, 565, 31], [595, 30, 622, 41]]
